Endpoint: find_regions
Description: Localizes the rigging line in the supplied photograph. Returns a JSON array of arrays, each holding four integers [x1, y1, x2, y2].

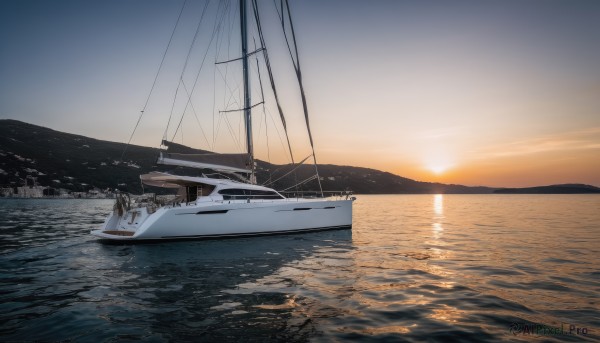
[[212, 0, 230, 150], [163, 84, 181, 142], [215, 47, 264, 64], [219, 89, 244, 151], [267, 0, 300, 192], [211, 53, 217, 150], [252, 37, 272, 167], [278, 0, 285, 29], [264, 106, 271, 164], [180, 80, 211, 149], [251, 0, 295, 164], [255, 79, 265, 143], [283, 0, 301, 67], [219, 2, 240, 140], [121, 0, 187, 160], [212, 2, 231, 149], [164, 0, 211, 142], [171, 1, 224, 143], [281, 174, 318, 192], [218, 101, 263, 113], [213, 8, 244, 117], [214, 80, 243, 151], [264, 108, 273, 182], [219, 75, 242, 114], [264, 154, 312, 186], [213, 113, 223, 150], [264, 106, 291, 163], [264, 104, 299, 191], [221, 111, 243, 151], [215, 62, 243, 108], [283, 0, 323, 195], [253, 38, 266, 105], [273, 0, 297, 68]]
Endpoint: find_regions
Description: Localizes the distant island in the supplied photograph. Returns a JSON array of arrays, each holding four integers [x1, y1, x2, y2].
[[494, 184, 600, 194], [1, 119, 598, 196]]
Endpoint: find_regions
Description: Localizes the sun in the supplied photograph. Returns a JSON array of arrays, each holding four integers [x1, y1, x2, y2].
[[423, 151, 455, 176], [428, 165, 449, 175], [424, 158, 454, 175]]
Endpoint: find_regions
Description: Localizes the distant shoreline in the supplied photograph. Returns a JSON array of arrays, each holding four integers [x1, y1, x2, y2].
[[0, 196, 115, 200], [2, 193, 599, 200]]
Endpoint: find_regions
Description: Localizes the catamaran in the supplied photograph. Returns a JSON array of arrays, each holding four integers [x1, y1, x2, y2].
[[91, 0, 354, 241]]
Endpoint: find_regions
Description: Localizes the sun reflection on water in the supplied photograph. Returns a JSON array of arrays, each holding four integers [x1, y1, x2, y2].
[[427, 305, 464, 323], [432, 194, 444, 240], [359, 324, 415, 335], [433, 194, 444, 216]]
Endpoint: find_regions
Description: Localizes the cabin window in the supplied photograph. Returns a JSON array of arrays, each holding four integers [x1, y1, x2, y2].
[[184, 184, 215, 202], [199, 185, 215, 196], [187, 186, 198, 202], [218, 189, 283, 200]]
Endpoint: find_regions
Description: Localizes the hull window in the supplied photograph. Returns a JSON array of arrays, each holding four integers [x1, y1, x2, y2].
[[196, 210, 229, 215], [219, 189, 284, 200]]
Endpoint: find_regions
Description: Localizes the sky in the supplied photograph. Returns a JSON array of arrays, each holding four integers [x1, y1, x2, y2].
[[1, 0, 599, 188]]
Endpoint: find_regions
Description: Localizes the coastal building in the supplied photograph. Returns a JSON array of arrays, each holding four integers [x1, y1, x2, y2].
[[16, 185, 45, 198]]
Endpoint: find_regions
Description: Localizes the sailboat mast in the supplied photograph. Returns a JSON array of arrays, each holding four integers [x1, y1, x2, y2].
[[240, 0, 255, 183]]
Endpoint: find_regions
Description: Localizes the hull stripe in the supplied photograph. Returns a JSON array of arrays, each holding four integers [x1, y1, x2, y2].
[[162, 225, 351, 239], [95, 225, 351, 243]]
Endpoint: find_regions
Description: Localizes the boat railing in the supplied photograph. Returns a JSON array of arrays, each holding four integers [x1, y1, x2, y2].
[[115, 192, 179, 212], [118, 190, 354, 210], [279, 190, 354, 200]]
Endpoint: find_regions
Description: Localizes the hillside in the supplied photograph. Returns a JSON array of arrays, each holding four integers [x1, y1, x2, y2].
[[0, 119, 162, 193], [2, 119, 590, 195], [494, 184, 600, 194]]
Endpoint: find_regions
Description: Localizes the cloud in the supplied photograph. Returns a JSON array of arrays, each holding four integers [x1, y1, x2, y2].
[[416, 126, 464, 140], [475, 127, 600, 158]]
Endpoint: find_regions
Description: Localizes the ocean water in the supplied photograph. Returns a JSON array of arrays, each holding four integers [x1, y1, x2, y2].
[[0, 195, 598, 342]]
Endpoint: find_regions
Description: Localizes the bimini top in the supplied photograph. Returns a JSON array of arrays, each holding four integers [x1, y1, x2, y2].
[[139, 172, 275, 192]]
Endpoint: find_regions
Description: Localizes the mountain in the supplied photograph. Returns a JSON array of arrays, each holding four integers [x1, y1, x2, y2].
[[0, 119, 162, 193], [1, 119, 594, 195], [494, 184, 600, 194]]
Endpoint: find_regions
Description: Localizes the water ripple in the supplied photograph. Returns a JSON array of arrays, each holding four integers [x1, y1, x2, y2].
[[1, 195, 599, 342]]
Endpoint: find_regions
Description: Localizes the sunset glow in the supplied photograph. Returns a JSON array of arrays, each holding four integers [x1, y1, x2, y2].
[[424, 154, 454, 176], [428, 165, 449, 175], [1, 1, 599, 188]]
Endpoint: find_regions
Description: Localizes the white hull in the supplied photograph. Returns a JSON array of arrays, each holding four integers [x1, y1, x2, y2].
[[91, 198, 352, 241]]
